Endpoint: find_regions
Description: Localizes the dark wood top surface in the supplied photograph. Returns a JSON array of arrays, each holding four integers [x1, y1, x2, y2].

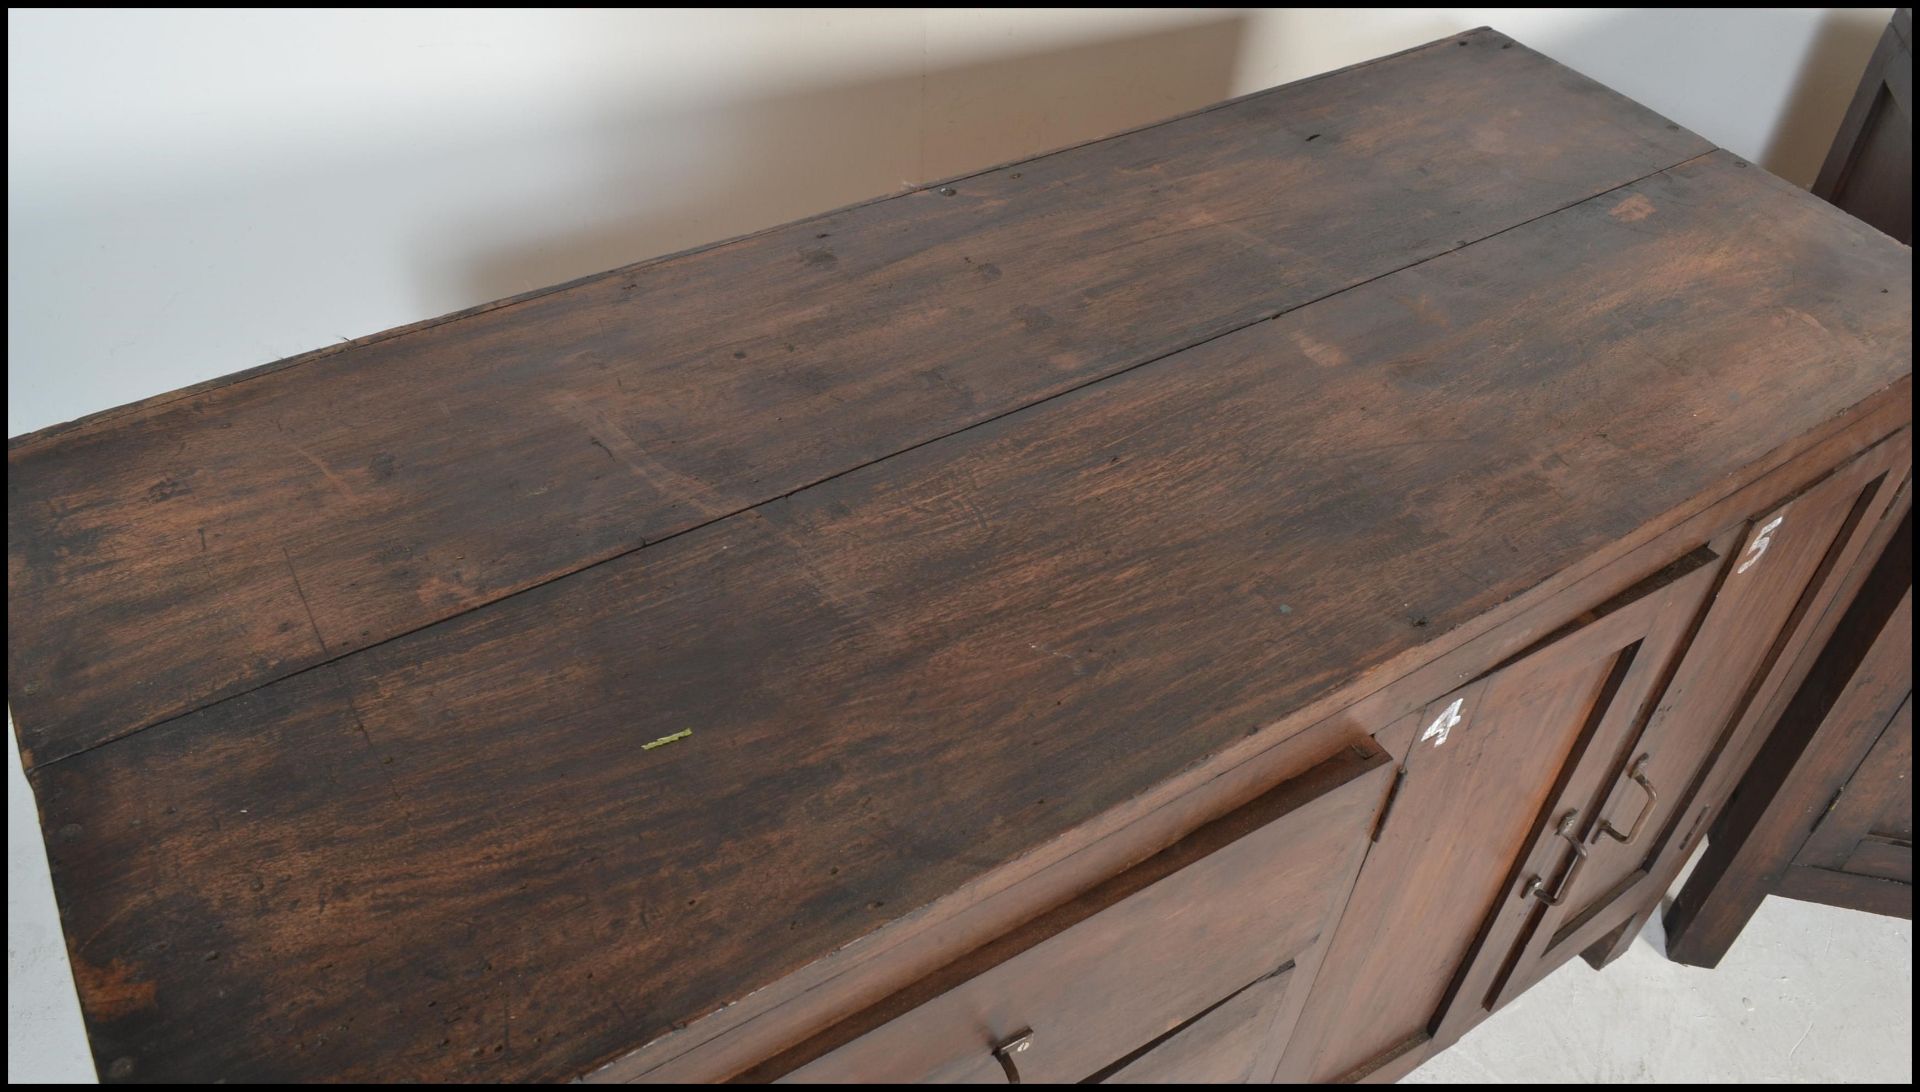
[[9, 28, 1913, 1083]]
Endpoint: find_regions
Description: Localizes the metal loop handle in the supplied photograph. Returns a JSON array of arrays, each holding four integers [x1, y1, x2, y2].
[[1522, 810, 1589, 906], [1596, 755, 1659, 845], [991, 1029, 1034, 1084]]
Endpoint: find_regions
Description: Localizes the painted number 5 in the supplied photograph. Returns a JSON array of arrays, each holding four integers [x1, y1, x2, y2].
[[1736, 515, 1785, 575]]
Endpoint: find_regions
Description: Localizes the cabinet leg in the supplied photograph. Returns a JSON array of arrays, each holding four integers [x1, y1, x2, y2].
[[1580, 905, 1651, 970], [1662, 836, 1770, 968]]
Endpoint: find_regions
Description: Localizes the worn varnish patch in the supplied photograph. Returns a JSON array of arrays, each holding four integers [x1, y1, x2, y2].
[[26, 149, 1911, 1082], [5, 28, 1712, 767], [1609, 192, 1658, 222], [69, 957, 157, 1023]]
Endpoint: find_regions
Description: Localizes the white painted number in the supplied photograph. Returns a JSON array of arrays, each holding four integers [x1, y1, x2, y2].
[[1421, 697, 1464, 748], [1736, 515, 1785, 575]]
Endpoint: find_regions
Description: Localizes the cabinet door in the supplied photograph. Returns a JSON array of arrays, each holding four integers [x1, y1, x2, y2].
[[770, 742, 1391, 1084], [1273, 548, 1723, 1083], [1471, 440, 1909, 1010]]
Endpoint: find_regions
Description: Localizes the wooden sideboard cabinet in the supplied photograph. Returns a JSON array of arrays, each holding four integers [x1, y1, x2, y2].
[[7, 28, 1913, 1084]]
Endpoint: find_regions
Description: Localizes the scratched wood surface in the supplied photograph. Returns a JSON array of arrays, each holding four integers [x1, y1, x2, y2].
[[4, 29, 1714, 768], [20, 142, 1911, 1082]]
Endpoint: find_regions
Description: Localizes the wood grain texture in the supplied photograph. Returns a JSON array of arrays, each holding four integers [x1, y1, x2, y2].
[[23, 144, 1912, 1084], [5, 29, 1715, 768]]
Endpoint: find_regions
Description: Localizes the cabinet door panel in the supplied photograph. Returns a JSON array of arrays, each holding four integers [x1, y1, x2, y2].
[[1481, 442, 1908, 1008], [1274, 550, 1722, 1082]]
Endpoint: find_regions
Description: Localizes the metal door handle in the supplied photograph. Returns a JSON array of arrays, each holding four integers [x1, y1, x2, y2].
[[1596, 755, 1658, 844], [991, 1029, 1033, 1084], [1522, 810, 1589, 906]]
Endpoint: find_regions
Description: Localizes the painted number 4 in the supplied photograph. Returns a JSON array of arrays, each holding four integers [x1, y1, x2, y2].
[[1736, 515, 1785, 575], [1421, 697, 1464, 748]]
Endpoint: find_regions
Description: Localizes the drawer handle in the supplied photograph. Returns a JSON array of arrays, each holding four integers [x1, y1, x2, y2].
[[991, 1028, 1034, 1084], [1522, 811, 1588, 906], [1595, 755, 1658, 845]]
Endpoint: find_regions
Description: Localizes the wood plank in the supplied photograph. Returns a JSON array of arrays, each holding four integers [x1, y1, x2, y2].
[[26, 152, 1912, 1083], [1776, 864, 1914, 918], [5, 28, 1713, 767]]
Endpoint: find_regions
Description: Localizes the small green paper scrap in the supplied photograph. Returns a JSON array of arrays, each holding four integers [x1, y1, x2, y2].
[[642, 728, 693, 751]]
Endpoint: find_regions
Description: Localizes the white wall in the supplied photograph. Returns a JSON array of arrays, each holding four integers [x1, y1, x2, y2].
[[2, 8, 1898, 1084]]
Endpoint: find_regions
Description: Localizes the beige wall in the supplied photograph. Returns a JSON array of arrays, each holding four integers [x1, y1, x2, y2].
[[5, 8, 1896, 439]]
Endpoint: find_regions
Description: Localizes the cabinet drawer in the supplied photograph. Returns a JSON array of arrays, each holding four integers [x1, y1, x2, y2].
[[777, 742, 1391, 1084]]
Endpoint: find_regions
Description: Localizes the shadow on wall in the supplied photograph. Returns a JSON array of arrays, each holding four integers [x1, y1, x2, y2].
[[1760, 9, 1887, 186], [435, 16, 1247, 307]]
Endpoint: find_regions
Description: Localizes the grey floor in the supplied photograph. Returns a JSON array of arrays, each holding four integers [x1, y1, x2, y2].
[[8, 722, 1912, 1083], [1405, 870, 1914, 1083]]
